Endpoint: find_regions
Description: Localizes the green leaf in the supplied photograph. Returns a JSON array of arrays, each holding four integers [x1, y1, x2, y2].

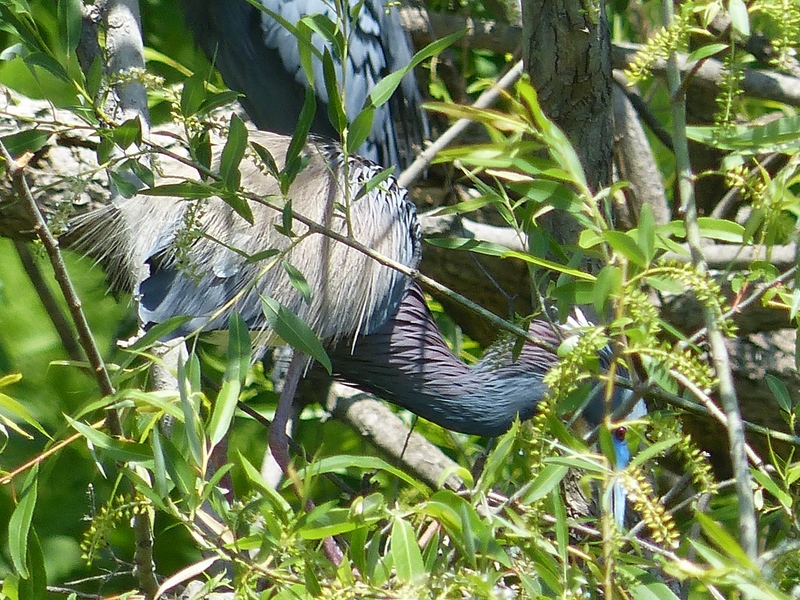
[[687, 116, 800, 154], [219, 113, 248, 191], [751, 467, 792, 510], [765, 374, 792, 413], [181, 72, 207, 117], [208, 313, 249, 447], [390, 518, 425, 584], [160, 433, 199, 500], [282, 261, 312, 306], [425, 237, 508, 256], [283, 88, 315, 191], [65, 416, 153, 463], [177, 355, 203, 467], [237, 452, 293, 517], [370, 30, 463, 107], [603, 230, 647, 267], [24, 51, 70, 82], [503, 250, 596, 280], [226, 312, 251, 384], [728, 0, 750, 38], [630, 582, 681, 600], [109, 170, 139, 199], [295, 455, 426, 493], [261, 297, 332, 373], [190, 130, 212, 173], [0, 129, 51, 158], [143, 181, 215, 198], [129, 159, 154, 188], [477, 421, 517, 492], [111, 117, 142, 149], [517, 81, 588, 190], [295, 20, 316, 95], [521, 464, 570, 504], [323, 48, 346, 134], [300, 507, 362, 539], [251, 142, 280, 179], [18, 529, 46, 600], [347, 106, 374, 153], [645, 276, 685, 294], [208, 379, 241, 447], [0, 388, 49, 439], [790, 289, 800, 322], [637, 203, 656, 263], [9, 464, 38, 578], [697, 217, 744, 243], [197, 90, 242, 116], [687, 43, 729, 62], [58, 0, 82, 56], [594, 265, 622, 316], [354, 166, 395, 201], [304, 563, 323, 597], [152, 427, 169, 498], [218, 188, 255, 224], [695, 512, 755, 568]]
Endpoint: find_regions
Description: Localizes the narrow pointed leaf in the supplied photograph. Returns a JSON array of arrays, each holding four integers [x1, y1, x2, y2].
[[521, 464, 570, 504], [282, 261, 312, 305], [9, 465, 38, 578], [65, 416, 152, 463], [370, 31, 463, 107], [58, 0, 83, 55], [219, 113, 247, 191], [261, 297, 331, 373], [390, 518, 425, 584]]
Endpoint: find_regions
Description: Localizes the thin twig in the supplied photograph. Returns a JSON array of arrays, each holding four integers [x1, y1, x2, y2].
[[0, 142, 120, 435], [13, 240, 85, 362], [669, 371, 763, 469], [661, 0, 757, 560], [397, 60, 525, 188], [0, 424, 100, 487]]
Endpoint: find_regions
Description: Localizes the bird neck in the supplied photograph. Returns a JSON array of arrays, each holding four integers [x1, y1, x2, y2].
[[328, 282, 558, 437]]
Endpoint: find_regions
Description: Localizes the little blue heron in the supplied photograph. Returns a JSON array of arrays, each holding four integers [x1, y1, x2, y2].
[[182, 0, 427, 169], [72, 126, 642, 523]]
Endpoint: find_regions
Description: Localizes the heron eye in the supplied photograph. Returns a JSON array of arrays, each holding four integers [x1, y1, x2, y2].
[[613, 426, 627, 442]]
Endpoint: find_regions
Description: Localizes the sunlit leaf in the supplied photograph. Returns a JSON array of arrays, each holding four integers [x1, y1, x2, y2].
[[9, 465, 38, 578], [218, 113, 247, 191], [390, 518, 425, 584], [261, 297, 331, 373]]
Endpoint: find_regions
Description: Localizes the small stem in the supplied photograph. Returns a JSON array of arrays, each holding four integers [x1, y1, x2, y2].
[[661, 0, 758, 560], [14, 240, 84, 362], [0, 142, 120, 435], [398, 60, 525, 188]]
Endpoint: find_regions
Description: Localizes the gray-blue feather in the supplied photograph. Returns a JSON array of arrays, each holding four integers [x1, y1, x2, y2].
[[182, 0, 427, 169]]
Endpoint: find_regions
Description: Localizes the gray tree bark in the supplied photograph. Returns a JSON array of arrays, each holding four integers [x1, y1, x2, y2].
[[520, 0, 614, 192]]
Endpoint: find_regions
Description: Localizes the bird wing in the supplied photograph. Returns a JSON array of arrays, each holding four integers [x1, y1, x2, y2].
[[183, 0, 426, 169], [105, 130, 419, 346], [182, 0, 333, 138]]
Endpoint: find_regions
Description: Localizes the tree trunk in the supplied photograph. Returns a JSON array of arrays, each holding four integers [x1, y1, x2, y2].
[[520, 0, 613, 192]]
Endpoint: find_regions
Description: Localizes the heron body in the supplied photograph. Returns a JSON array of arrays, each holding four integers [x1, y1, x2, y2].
[[72, 125, 641, 521], [182, 0, 427, 168], [74, 130, 419, 347]]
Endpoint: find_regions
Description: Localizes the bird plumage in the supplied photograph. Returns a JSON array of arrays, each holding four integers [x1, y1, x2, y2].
[[329, 282, 637, 437], [70, 129, 420, 346], [182, 0, 427, 169], [70, 124, 642, 522]]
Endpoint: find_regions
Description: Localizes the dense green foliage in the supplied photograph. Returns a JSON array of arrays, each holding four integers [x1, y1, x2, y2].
[[1, 0, 800, 598]]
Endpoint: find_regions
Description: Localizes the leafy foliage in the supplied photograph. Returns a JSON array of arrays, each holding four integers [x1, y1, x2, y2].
[[1, 0, 800, 598]]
